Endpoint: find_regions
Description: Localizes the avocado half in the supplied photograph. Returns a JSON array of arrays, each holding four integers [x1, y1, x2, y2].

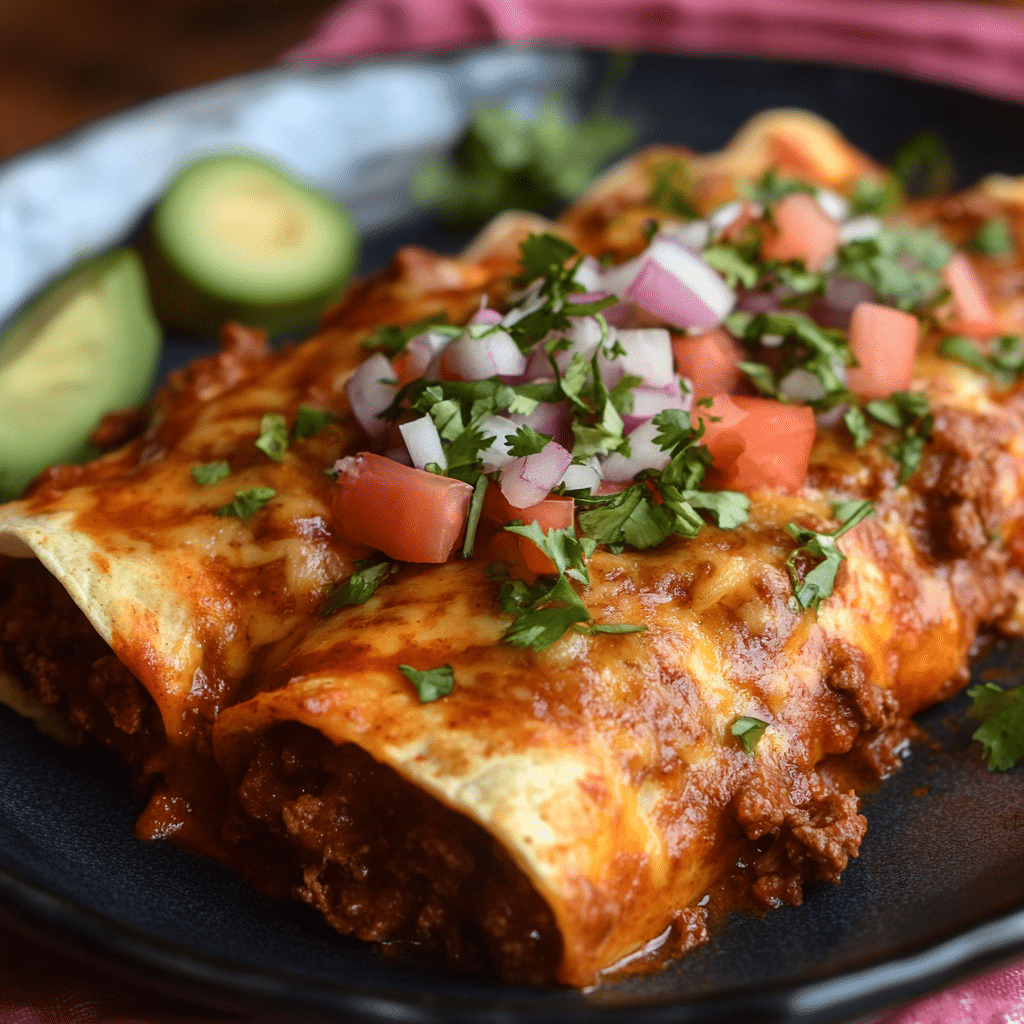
[[0, 248, 161, 500], [144, 153, 359, 336]]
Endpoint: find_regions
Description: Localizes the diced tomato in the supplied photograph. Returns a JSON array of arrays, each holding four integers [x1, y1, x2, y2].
[[482, 484, 574, 574], [759, 192, 841, 272], [332, 452, 473, 562], [846, 302, 919, 399], [672, 328, 742, 398], [720, 201, 762, 244], [942, 253, 998, 335], [693, 395, 815, 492]]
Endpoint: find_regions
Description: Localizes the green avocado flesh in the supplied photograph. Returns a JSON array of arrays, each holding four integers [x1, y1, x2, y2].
[[147, 154, 359, 335], [0, 249, 161, 500]]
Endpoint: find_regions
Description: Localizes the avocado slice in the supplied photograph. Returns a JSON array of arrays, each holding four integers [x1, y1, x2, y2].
[[0, 248, 161, 500], [144, 154, 359, 335]]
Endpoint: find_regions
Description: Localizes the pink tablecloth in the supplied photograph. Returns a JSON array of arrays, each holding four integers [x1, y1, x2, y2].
[[7, 1, 1024, 1022]]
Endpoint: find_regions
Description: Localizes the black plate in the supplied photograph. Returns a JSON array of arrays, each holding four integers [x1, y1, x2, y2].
[[2, 46, 1024, 1024]]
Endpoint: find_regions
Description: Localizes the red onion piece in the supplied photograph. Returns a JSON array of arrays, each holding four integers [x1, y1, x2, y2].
[[601, 238, 735, 331], [809, 274, 877, 330], [404, 328, 452, 381], [510, 400, 572, 450], [560, 458, 602, 493], [345, 353, 398, 440], [476, 414, 519, 472], [599, 419, 671, 482], [399, 416, 447, 471], [525, 317, 608, 377], [500, 441, 572, 508], [443, 328, 526, 380], [572, 255, 605, 292], [600, 327, 675, 388], [622, 377, 692, 432], [657, 220, 711, 250], [839, 215, 881, 244], [470, 307, 503, 326]]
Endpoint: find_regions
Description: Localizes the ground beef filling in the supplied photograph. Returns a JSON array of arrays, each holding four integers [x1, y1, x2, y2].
[[0, 557, 166, 776], [221, 721, 563, 985]]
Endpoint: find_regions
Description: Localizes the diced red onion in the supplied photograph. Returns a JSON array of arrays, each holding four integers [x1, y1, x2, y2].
[[560, 458, 602, 493], [734, 289, 781, 317], [657, 220, 711, 251], [476, 414, 519, 472], [399, 416, 447, 471], [345, 353, 398, 440], [809, 274, 877, 330], [509, 400, 572, 450], [622, 376, 692, 432], [383, 445, 413, 466], [443, 327, 526, 380], [470, 307, 503, 326], [600, 327, 675, 388], [501, 281, 547, 327], [572, 256, 605, 292], [404, 328, 452, 380], [599, 419, 671, 482], [500, 441, 572, 508], [778, 368, 827, 404], [815, 188, 850, 222], [601, 238, 735, 331], [839, 215, 881, 244], [526, 317, 608, 377]]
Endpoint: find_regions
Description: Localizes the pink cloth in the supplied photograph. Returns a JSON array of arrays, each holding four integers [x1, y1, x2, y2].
[[6, 1, 1024, 1021], [286, 0, 1024, 105]]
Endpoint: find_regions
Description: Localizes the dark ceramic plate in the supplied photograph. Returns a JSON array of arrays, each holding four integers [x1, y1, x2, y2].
[[2, 47, 1024, 1024]]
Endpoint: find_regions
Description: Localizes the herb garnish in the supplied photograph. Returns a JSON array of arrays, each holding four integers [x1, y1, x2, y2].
[[731, 716, 768, 754], [361, 312, 453, 355], [399, 663, 455, 702], [255, 413, 288, 462], [967, 683, 1024, 771], [785, 500, 875, 613], [939, 334, 1024, 388], [969, 216, 1014, 258], [295, 405, 339, 439], [743, 168, 815, 206], [213, 487, 276, 521], [844, 392, 933, 484], [191, 461, 230, 485], [321, 558, 399, 616]]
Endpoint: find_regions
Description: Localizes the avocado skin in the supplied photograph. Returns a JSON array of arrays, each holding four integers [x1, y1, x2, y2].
[[0, 248, 161, 501], [141, 154, 359, 337]]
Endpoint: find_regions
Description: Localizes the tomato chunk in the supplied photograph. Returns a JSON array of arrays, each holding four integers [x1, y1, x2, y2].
[[694, 395, 815, 492], [942, 253, 998, 335], [333, 452, 473, 562], [846, 302, 919, 399], [672, 328, 742, 398], [759, 192, 841, 272], [482, 484, 574, 574]]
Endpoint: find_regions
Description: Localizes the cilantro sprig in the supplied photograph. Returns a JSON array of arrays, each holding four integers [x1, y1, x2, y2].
[[785, 500, 875, 614], [322, 558, 399, 616], [399, 663, 455, 702], [213, 487, 276, 521], [192, 461, 230, 485], [969, 217, 1015, 258], [967, 683, 1024, 771], [844, 392, 933, 484], [731, 716, 769, 754], [255, 413, 288, 462], [939, 335, 1024, 389]]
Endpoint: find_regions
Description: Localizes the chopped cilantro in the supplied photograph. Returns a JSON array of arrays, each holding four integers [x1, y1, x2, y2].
[[703, 245, 760, 289], [295, 405, 339, 439], [743, 168, 815, 206], [321, 558, 399, 616], [889, 129, 954, 198], [864, 392, 933, 484], [461, 475, 489, 559], [838, 225, 952, 312], [503, 522, 595, 583], [969, 216, 1014, 258], [849, 175, 900, 216], [412, 91, 634, 226], [647, 159, 700, 218], [785, 500, 875, 613], [506, 425, 552, 458], [499, 572, 591, 651], [361, 313, 455, 355], [575, 622, 647, 637], [213, 487, 276, 521], [191, 461, 230, 486], [399, 663, 455, 702], [731, 716, 768, 754], [939, 334, 1024, 388], [255, 413, 288, 462], [967, 682, 1024, 771]]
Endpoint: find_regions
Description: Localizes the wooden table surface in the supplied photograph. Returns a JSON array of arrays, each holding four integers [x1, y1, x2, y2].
[[0, 0, 339, 161]]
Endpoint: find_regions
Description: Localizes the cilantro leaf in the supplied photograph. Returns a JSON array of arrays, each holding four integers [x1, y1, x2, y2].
[[361, 312, 453, 354], [322, 559, 399, 616], [731, 716, 768, 754], [967, 682, 1024, 771], [500, 573, 590, 651], [213, 487, 276, 521], [647, 159, 700, 218], [399, 663, 455, 702], [785, 500, 875, 613], [864, 391, 933, 483], [506, 425, 552, 458], [576, 622, 647, 636], [970, 216, 1015, 258], [295, 405, 339, 439], [255, 413, 288, 462], [939, 334, 1024, 389], [503, 523, 593, 583], [191, 461, 230, 486], [849, 175, 900, 216], [743, 168, 815, 206], [890, 129, 953, 198]]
